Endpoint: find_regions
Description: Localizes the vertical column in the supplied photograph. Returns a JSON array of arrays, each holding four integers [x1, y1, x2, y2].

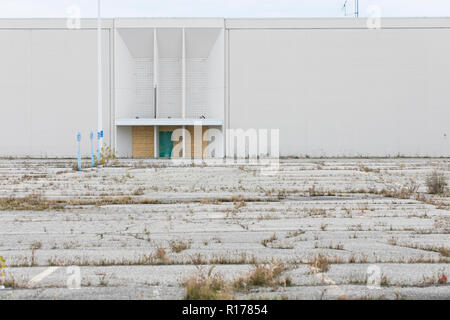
[[97, 0, 103, 162], [153, 29, 158, 118], [154, 126, 158, 159], [182, 28, 187, 158], [153, 29, 159, 159], [224, 29, 229, 159], [182, 28, 186, 119]]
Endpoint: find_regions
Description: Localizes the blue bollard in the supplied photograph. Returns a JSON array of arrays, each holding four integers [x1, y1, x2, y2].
[[77, 132, 82, 171], [97, 131, 102, 166], [90, 132, 95, 167]]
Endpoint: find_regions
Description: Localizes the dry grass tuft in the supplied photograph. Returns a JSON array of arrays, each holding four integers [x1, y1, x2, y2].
[[308, 254, 330, 273], [0, 275, 21, 289], [0, 195, 65, 211], [183, 262, 291, 299], [155, 248, 169, 264], [426, 171, 447, 194], [132, 187, 145, 196], [261, 233, 278, 247], [0, 196, 163, 211], [359, 165, 381, 173], [169, 240, 191, 253], [233, 262, 291, 291], [308, 185, 336, 197], [379, 181, 419, 200], [183, 267, 232, 300], [30, 241, 43, 250]]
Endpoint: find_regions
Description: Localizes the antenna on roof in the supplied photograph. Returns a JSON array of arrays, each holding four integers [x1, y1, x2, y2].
[[342, 0, 359, 18]]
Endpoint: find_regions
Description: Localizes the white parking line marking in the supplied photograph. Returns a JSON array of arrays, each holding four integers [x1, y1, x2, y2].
[[28, 267, 60, 285]]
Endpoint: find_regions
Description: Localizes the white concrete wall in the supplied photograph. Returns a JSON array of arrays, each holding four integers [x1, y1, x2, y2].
[[185, 28, 224, 119], [116, 126, 132, 158], [115, 28, 155, 120], [115, 30, 136, 119], [208, 29, 225, 120], [0, 29, 111, 158], [1, 18, 450, 158], [157, 29, 183, 118], [228, 27, 450, 157]]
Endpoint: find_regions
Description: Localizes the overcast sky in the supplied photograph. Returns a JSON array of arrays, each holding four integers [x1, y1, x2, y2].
[[0, 0, 448, 18]]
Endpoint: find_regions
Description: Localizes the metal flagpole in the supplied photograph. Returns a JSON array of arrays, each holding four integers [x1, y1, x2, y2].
[[97, 0, 103, 164]]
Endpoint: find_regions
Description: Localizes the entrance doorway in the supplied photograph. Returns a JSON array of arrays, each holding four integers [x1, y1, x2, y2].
[[159, 131, 173, 158]]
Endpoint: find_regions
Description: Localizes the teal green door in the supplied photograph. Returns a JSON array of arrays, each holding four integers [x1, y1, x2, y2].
[[159, 132, 173, 158]]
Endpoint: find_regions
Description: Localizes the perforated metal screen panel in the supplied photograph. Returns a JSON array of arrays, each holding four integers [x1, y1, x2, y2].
[[186, 58, 208, 118], [158, 58, 182, 118], [135, 58, 154, 118]]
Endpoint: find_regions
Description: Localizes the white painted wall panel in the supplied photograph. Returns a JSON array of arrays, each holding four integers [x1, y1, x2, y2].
[[229, 28, 450, 157], [207, 29, 225, 120], [115, 31, 136, 119], [116, 126, 132, 158], [0, 30, 32, 156], [0, 29, 111, 158]]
